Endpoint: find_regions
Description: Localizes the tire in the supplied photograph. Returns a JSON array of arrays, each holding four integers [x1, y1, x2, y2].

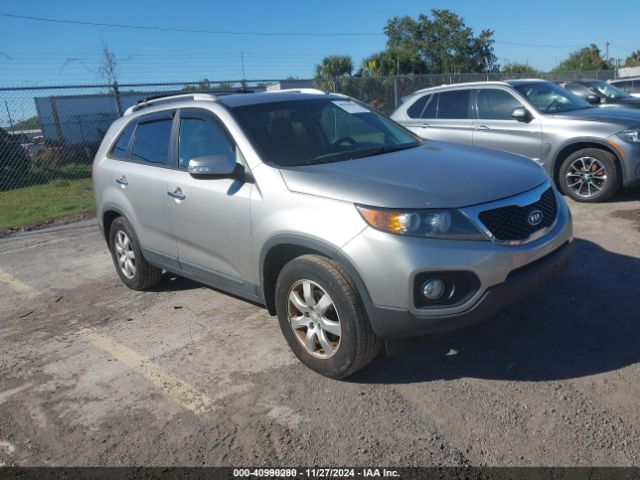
[[558, 148, 619, 202], [108, 216, 162, 290], [275, 254, 381, 379]]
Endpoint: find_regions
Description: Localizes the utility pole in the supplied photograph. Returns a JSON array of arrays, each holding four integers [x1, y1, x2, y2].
[[605, 41, 610, 64], [4, 100, 14, 130], [240, 51, 247, 89]]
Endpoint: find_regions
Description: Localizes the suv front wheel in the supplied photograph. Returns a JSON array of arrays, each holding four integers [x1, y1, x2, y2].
[[275, 254, 381, 379], [558, 148, 619, 202]]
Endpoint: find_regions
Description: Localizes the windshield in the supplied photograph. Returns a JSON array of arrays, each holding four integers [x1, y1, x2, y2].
[[589, 81, 630, 100], [229, 98, 421, 167], [564, 82, 596, 99], [514, 82, 591, 113]]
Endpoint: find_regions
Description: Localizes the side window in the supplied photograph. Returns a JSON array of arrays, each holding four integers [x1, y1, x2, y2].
[[110, 122, 136, 159], [406, 95, 430, 118], [131, 118, 173, 166], [477, 89, 523, 120], [422, 93, 438, 118], [178, 115, 235, 170], [437, 90, 471, 119]]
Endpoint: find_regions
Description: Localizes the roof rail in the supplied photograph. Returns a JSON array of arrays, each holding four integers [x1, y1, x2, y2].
[[123, 93, 217, 115], [267, 88, 326, 95]]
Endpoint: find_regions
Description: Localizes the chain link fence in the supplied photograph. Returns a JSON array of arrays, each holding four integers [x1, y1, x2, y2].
[[0, 70, 617, 231]]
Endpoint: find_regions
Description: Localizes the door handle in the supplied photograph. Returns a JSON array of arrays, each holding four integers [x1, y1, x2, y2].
[[419, 123, 431, 128], [474, 125, 490, 131], [167, 188, 186, 201], [115, 175, 128, 186]]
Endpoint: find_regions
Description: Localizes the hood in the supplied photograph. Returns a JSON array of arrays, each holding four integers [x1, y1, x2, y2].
[[279, 142, 548, 209], [552, 107, 640, 126]]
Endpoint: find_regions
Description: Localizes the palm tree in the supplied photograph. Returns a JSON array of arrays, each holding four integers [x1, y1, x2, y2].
[[315, 55, 353, 79]]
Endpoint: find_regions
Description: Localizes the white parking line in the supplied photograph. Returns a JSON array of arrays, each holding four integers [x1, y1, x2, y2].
[[78, 327, 215, 415]]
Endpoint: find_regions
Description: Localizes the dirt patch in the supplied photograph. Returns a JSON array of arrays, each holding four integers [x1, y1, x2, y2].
[[610, 208, 640, 232], [0, 211, 96, 238]]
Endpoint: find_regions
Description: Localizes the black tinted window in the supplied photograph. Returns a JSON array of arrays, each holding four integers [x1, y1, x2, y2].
[[131, 118, 173, 165], [178, 116, 235, 169], [422, 94, 438, 118], [477, 89, 523, 120], [407, 95, 430, 118], [110, 122, 135, 159], [230, 99, 419, 167], [437, 90, 471, 119]]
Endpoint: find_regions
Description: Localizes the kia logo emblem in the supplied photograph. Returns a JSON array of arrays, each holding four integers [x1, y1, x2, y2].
[[528, 209, 543, 226]]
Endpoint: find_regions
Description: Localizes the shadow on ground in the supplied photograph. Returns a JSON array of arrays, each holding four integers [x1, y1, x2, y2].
[[352, 238, 640, 384]]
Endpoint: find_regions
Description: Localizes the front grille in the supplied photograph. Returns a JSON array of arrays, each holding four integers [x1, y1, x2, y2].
[[478, 188, 557, 242]]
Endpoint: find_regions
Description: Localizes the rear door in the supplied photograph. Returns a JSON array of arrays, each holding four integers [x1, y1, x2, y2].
[[414, 89, 474, 145], [114, 110, 179, 268], [472, 88, 542, 162]]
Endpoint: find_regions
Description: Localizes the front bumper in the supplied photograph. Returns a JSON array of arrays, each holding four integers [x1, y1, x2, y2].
[[365, 240, 572, 338], [340, 186, 573, 338], [609, 136, 640, 187]]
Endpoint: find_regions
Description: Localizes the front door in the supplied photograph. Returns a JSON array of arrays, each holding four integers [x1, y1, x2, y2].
[[166, 108, 254, 296], [472, 88, 542, 162]]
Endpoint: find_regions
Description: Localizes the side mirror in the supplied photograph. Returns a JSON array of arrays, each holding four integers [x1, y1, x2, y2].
[[188, 155, 237, 177], [511, 107, 531, 122], [586, 94, 601, 105]]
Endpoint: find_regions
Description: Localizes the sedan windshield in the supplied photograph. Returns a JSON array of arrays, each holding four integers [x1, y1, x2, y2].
[[514, 82, 591, 113], [229, 98, 421, 167], [588, 81, 630, 100]]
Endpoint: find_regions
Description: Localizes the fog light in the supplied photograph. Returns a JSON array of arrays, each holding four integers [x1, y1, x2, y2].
[[422, 278, 445, 300]]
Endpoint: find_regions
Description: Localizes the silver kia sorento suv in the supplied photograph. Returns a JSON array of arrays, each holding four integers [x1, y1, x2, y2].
[[93, 89, 573, 378], [391, 79, 640, 202]]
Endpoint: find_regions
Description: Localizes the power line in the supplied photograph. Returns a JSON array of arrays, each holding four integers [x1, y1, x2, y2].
[[0, 13, 384, 37], [494, 40, 585, 48]]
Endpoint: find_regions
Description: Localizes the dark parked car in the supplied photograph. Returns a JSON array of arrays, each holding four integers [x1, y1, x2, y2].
[[0, 127, 29, 169], [559, 80, 640, 109]]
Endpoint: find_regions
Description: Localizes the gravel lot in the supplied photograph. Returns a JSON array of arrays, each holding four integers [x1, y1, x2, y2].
[[1, 193, 639, 467]]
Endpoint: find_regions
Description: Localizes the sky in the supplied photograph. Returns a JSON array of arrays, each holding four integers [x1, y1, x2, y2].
[[0, 0, 638, 86]]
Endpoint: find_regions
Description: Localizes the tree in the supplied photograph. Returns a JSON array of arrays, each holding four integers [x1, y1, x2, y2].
[[553, 44, 611, 72], [8, 116, 40, 132], [98, 40, 119, 84], [359, 9, 497, 76], [624, 50, 640, 68], [315, 55, 353, 78], [501, 62, 538, 76]]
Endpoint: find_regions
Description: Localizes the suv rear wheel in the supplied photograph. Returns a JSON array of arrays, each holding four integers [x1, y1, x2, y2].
[[108, 216, 162, 290], [558, 148, 619, 202], [275, 254, 381, 379]]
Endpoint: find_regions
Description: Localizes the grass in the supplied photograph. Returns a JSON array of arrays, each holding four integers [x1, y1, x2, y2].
[[0, 178, 95, 232]]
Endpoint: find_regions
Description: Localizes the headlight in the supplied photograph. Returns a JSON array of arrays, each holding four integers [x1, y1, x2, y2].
[[356, 205, 486, 240], [617, 128, 640, 143]]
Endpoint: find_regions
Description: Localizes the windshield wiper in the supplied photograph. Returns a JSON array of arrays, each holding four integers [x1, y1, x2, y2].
[[307, 143, 418, 165], [349, 143, 418, 159]]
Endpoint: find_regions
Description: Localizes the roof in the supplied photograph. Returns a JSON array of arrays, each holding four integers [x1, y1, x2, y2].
[[504, 79, 553, 86], [122, 89, 338, 116]]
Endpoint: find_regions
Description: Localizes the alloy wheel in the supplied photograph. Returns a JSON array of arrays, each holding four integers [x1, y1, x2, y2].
[[565, 156, 607, 199], [287, 279, 342, 359], [115, 230, 136, 279]]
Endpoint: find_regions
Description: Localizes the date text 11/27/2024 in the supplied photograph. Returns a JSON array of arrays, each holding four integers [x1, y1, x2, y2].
[[233, 468, 401, 478]]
